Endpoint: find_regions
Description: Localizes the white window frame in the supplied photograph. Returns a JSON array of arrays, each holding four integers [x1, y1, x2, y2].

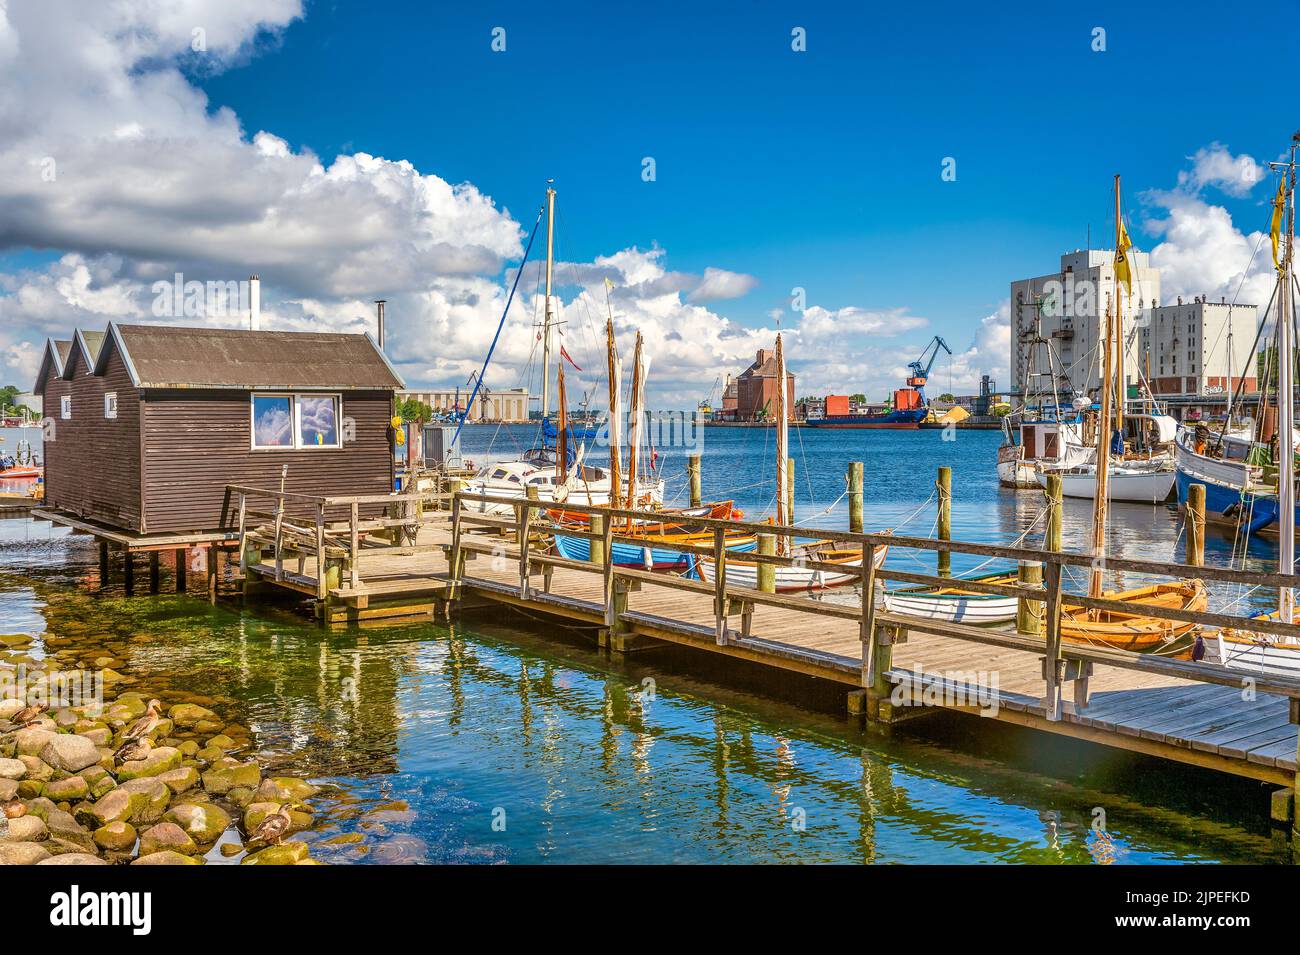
[[250, 392, 343, 451], [60, 395, 71, 420], [103, 392, 117, 419], [294, 393, 343, 450]]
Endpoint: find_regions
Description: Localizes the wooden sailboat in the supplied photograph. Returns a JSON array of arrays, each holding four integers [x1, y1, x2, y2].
[[1064, 174, 1207, 652], [694, 332, 888, 592], [1202, 139, 1300, 673]]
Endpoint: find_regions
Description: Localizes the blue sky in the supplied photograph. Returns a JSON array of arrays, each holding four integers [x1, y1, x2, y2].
[[199, 0, 1281, 326], [0, 0, 1289, 402]]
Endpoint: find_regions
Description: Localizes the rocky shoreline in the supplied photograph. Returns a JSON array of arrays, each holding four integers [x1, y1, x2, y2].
[[0, 692, 323, 865]]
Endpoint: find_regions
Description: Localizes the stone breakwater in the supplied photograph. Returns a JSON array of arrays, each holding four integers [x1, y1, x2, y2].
[[0, 693, 322, 866]]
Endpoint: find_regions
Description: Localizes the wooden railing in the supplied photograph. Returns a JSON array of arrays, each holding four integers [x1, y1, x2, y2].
[[227, 483, 453, 598], [449, 490, 1300, 722]]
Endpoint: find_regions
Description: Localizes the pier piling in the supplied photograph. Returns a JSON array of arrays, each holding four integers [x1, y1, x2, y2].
[[937, 466, 951, 577], [1017, 560, 1044, 636], [847, 462, 863, 534], [688, 454, 702, 508], [98, 541, 109, 588], [757, 533, 775, 593], [123, 551, 134, 595], [1045, 473, 1062, 552], [590, 514, 606, 567], [1186, 483, 1206, 567], [174, 548, 186, 593], [148, 551, 160, 594]]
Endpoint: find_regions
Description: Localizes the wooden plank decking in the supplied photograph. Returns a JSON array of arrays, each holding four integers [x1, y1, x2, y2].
[[242, 518, 1300, 788]]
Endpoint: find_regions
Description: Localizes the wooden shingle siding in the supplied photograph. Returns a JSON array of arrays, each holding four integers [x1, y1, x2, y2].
[[141, 389, 395, 533], [43, 341, 142, 529]]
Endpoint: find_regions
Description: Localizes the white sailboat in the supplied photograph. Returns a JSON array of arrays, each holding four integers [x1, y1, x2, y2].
[[464, 185, 664, 515], [1202, 141, 1300, 674]]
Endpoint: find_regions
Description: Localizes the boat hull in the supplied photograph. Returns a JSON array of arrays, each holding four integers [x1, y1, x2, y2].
[[1203, 633, 1300, 676], [805, 409, 926, 429], [1059, 580, 1207, 652], [553, 532, 756, 570], [882, 572, 1019, 623], [1036, 467, 1175, 504], [695, 544, 887, 593]]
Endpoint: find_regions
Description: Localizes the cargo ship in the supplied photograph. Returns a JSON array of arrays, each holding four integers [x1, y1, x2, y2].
[[806, 336, 950, 429]]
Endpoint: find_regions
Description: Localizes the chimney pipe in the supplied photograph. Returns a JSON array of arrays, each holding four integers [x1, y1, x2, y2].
[[249, 275, 261, 331], [374, 299, 386, 351]]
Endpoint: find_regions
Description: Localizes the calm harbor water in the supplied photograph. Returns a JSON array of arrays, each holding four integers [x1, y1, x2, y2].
[[0, 424, 1288, 863]]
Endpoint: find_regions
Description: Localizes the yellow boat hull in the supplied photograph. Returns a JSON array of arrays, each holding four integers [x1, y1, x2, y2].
[[1059, 580, 1207, 653]]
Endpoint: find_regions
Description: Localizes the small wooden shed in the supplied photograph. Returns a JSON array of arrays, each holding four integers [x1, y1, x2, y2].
[[33, 323, 404, 535]]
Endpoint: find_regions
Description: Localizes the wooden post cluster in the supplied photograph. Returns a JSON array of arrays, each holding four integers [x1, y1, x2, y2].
[[687, 454, 703, 508]]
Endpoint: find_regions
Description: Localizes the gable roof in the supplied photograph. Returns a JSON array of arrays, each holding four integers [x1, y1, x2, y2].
[[98, 323, 405, 391], [32, 339, 72, 395]]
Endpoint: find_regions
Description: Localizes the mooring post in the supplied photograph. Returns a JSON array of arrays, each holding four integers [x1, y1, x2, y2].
[[1017, 560, 1043, 635], [148, 551, 160, 594], [757, 533, 776, 593], [1042, 561, 1064, 720], [937, 465, 952, 577], [590, 513, 606, 567], [175, 548, 187, 593], [123, 550, 134, 595], [848, 462, 864, 534], [98, 540, 109, 588], [1045, 472, 1063, 552], [688, 453, 702, 508], [207, 544, 218, 604], [1186, 483, 1206, 566]]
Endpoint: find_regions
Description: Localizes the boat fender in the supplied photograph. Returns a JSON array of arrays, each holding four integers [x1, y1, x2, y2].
[[1191, 634, 1205, 662]]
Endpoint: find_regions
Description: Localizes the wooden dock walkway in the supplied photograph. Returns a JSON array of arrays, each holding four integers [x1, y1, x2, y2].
[[222, 484, 1300, 800]]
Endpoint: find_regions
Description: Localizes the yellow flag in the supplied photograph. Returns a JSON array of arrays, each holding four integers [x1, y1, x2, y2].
[[1272, 177, 1286, 273], [1114, 216, 1134, 295], [603, 277, 616, 290]]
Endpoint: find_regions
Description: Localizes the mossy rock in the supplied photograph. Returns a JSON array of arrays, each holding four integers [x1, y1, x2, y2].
[[167, 703, 217, 728], [176, 740, 199, 758], [13, 728, 57, 758], [18, 755, 52, 781], [131, 850, 202, 865], [260, 777, 319, 802], [0, 756, 25, 780], [2, 815, 48, 842], [201, 759, 261, 795], [0, 841, 51, 864], [88, 775, 116, 799], [43, 775, 89, 802], [164, 801, 231, 844], [139, 822, 198, 857], [117, 779, 170, 824], [79, 788, 136, 828], [243, 802, 312, 835], [156, 766, 199, 795], [116, 746, 182, 781], [241, 841, 310, 865], [204, 734, 237, 751], [322, 832, 365, 846], [93, 820, 137, 853], [36, 852, 108, 865], [17, 779, 43, 799]]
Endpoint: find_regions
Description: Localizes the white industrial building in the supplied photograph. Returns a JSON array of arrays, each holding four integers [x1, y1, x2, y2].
[[1140, 298, 1259, 404], [1011, 250, 1160, 406]]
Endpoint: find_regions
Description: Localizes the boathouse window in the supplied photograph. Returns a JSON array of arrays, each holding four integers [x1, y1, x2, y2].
[[251, 393, 342, 450], [60, 395, 71, 419], [103, 393, 117, 419]]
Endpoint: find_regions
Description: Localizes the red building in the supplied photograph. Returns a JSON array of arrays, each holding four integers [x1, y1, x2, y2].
[[734, 349, 795, 421]]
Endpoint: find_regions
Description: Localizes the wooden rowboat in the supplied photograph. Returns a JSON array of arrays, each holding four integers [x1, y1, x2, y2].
[[546, 500, 740, 533], [695, 541, 887, 593], [1059, 580, 1207, 652], [882, 571, 1019, 624]]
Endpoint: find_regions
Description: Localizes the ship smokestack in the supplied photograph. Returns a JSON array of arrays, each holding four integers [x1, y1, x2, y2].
[[249, 275, 261, 331]]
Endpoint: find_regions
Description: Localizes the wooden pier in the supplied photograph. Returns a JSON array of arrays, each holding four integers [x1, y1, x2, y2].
[[220, 480, 1300, 814]]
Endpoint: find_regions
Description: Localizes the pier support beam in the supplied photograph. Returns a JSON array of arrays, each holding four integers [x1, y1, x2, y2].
[[1186, 483, 1206, 566], [123, 550, 134, 595], [847, 462, 863, 534], [148, 551, 160, 594], [206, 544, 217, 604], [687, 454, 702, 508], [175, 548, 187, 593], [1045, 473, 1062, 552], [589, 514, 606, 568], [98, 541, 109, 588], [937, 466, 952, 577]]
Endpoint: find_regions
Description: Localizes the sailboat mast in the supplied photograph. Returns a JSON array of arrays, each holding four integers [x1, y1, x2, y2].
[[541, 185, 556, 418], [1088, 175, 1122, 599], [1115, 185, 1126, 445], [1279, 145, 1297, 623], [775, 333, 790, 555], [626, 332, 644, 518], [605, 318, 622, 510], [557, 364, 569, 484]]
